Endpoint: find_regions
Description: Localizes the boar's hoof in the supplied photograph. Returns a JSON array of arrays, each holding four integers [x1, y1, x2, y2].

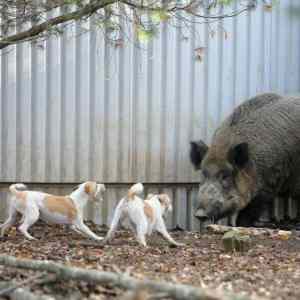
[[222, 230, 252, 253], [253, 220, 276, 229]]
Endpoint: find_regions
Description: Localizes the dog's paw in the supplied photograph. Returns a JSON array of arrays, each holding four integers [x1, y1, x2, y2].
[[102, 238, 111, 245], [170, 242, 185, 248]]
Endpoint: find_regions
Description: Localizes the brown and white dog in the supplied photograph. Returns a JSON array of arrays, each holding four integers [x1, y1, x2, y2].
[[0, 181, 105, 240], [104, 183, 184, 247]]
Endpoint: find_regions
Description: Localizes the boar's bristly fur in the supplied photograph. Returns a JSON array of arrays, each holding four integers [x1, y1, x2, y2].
[[190, 92, 300, 226]]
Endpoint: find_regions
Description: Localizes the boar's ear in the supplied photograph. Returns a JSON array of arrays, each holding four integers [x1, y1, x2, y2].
[[189, 140, 208, 170], [228, 142, 249, 169]]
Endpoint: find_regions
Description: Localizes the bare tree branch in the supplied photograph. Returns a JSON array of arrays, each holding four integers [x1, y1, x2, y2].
[[0, 254, 261, 300], [0, 0, 117, 49], [0, 0, 270, 50]]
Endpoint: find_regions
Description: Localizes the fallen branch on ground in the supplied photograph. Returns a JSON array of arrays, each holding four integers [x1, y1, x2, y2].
[[0, 281, 54, 300], [0, 255, 260, 300], [206, 224, 291, 236], [0, 272, 47, 296]]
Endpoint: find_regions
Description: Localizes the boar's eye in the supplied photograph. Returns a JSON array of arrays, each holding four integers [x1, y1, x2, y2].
[[202, 169, 209, 178], [219, 170, 232, 189]]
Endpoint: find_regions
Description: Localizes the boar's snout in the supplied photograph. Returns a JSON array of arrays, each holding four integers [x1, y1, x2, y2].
[[194, 208, 209, 221]]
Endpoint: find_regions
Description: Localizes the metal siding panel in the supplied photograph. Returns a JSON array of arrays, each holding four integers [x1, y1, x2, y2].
[[60, 12, 67, 182], [178, 18, 193, 183], [35, 42, 47, 182], [74, 20, 81, 181], [258, 3, 265, 93], [263, 5, 272, 91], [76, 21, 90, 181], [187, 18, 196, 182], [248, 4, 262, 96], [284, 0, 293, 94], [289, 1, 300, 93], [89, 17, 97, 181], [135, 42, 149, 183], [44, 9, 62, 183], [15, 17, 32, 181], [107, 38, 121, 182], [92, 26, 105, 182], [102, 31, 110, 182], [190, 188, 200, 231], [190, 17, 206, 183], [173, 15, 182, 183], [116, 18, 127, 183], [271, 3, 280, 92], [161, 187, 173, 229], [5, 47, 17, 181], [173, 187, 187, 229], [163, 23, 176, 182], [221, 7, 237, 119], [105, 187, 119, 225], [118, 19, 132, 183], [159, 22, 168, 182], [45, 19, 53, 181], [16, 40, 23, 180], [216, 7, 224, 122], [235, 5, 250, 104], [231, 2, 238, 107], [149, 23, 163, 182], [0, 190, 8, 222], [207, 10, 221, 142], [61, 24, 76, 182], [202, 9, 209, 143], [145, 39, 154, 182], [21, 41, 32, 181], [276, 1, 287, 94], [0, 48, 7, 181], [131, 36, 140, 182], [31, 42, 39, 181]]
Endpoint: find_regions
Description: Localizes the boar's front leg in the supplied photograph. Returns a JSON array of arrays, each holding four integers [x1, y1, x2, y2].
[[237, 192, 274, 227]]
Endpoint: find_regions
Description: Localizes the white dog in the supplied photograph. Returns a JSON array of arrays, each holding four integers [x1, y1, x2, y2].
[[104, 183, 184, 247], [0, 181, 105, 240]]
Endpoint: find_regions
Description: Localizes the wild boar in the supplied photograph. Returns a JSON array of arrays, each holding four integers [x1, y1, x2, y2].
[[190, 93, 300, 227]]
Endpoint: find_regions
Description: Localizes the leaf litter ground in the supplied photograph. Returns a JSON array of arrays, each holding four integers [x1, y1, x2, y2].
[[0, 221, 299, 300]]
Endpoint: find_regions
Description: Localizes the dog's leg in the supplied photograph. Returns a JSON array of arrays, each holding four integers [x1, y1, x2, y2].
[[0, 205, 17, 237], [75, 220, 104, 241], [104, 204, 124, 243], [155, 217, 184, 247], [19, 214, 25, 224], [18, 208, 39, 240], [70, 224, 86, 236], [135, 221, 148, 247]]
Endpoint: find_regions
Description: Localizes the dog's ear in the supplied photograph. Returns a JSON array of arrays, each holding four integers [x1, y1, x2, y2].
[[157, 194, 171, 205], [84, 181, 97, 195]]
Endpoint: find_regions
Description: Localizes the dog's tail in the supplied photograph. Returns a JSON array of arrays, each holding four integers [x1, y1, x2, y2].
[[9, 183, 28, 196], [127, 183, 144, 200]]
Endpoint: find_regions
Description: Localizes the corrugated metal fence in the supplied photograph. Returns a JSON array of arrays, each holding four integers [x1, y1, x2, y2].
[[0, 1, 300, 228]]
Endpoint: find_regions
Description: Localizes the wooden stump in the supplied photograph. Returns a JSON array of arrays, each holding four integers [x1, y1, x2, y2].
[[222, 230, 252, 252]]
